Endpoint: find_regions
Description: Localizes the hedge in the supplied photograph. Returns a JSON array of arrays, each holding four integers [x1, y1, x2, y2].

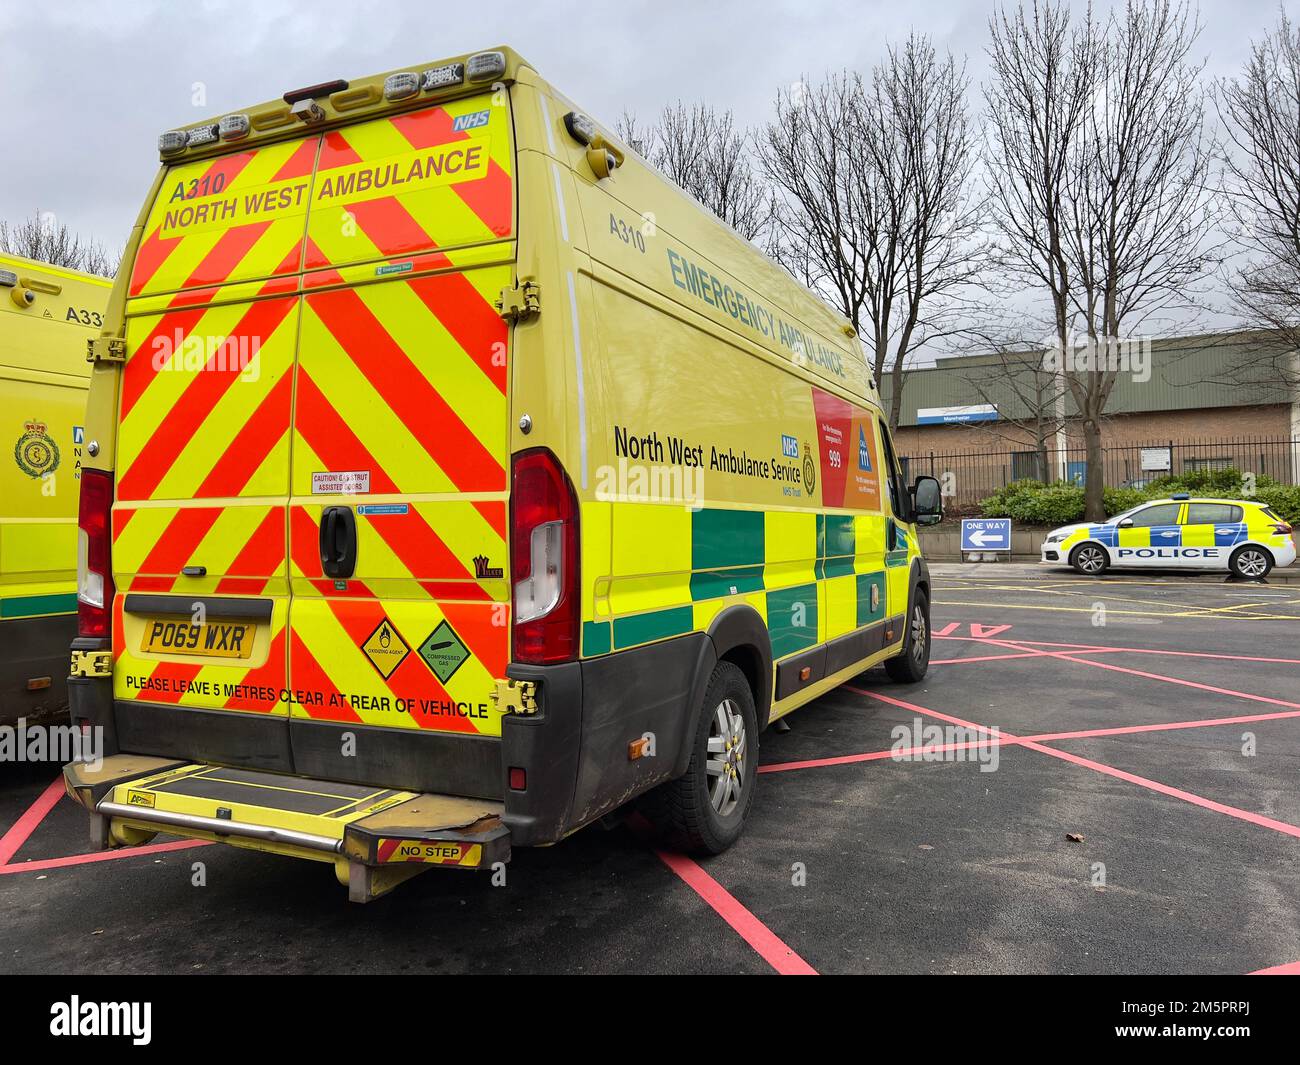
[[978, 469, 1300, 527]]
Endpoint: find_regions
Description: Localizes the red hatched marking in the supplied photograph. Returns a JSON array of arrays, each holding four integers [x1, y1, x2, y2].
[[134, 505, 223, 580], [292, 371, 479, 585], [138, 661, 204, 705], [389, 106, 513, 236], [120, 306, 208, 420], [287, 629, 360, 723], [222, 628, 286, 713], [307, 284, 504, 490], [407, 270, 508, 394], [181, 219, 272, 291], [193, 372, 293, 498], [215, 506, 286, 589], [116, 295, 297, 502], [128, 152, 260, 295]]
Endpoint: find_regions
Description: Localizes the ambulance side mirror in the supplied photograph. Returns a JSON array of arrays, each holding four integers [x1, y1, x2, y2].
[[911, 476, 943, 526]]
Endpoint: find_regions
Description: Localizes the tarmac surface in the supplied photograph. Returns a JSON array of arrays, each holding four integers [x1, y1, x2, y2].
[[3, 564, 1298, 974]]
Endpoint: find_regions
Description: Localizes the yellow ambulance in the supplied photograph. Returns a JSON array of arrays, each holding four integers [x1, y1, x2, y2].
[[1, 253, 109, 724], [64, 47, 943, 900]]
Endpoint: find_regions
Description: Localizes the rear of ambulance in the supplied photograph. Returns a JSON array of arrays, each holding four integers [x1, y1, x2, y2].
[[65, 48, 565, 901]]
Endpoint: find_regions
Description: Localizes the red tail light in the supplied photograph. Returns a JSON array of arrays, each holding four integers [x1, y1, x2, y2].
[[510, 448, 579, 664], [1271, 522, 1293, 535], [77, 468, 115, 640]]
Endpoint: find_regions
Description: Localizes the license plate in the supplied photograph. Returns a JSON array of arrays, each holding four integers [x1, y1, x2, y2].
[[140, 618, 256, 659]]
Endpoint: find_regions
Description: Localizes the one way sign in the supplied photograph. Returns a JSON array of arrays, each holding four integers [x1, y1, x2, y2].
[[961, 517, 1012, 552]]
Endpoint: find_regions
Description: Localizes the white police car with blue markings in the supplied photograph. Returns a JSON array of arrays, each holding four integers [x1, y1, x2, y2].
[[1040, 495, 1296, 578]]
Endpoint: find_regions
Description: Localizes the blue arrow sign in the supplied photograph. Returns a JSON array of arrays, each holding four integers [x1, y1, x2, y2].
[[961, 518, 1012, 551]]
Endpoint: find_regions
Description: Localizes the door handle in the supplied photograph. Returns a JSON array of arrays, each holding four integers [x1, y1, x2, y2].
[[319, 506, 357, 579]]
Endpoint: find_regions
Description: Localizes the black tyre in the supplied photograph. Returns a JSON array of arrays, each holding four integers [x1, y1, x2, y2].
[[1229, 544, 1273, 579], [638, 661, 757, 855], [885, 587, 931, 683], [1069, 542, 1110, 575]]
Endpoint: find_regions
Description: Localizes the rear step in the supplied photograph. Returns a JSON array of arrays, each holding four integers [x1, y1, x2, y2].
[[64, 756, 510, 902]]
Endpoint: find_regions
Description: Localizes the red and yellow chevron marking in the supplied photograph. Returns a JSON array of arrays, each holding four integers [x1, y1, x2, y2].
[[375, 839, 483, 866], [304, 93, 514, 272], [111, 595, 289, 715], [130, 138, 319, 297], [287, 598, 507, 736], [113, 504, 287, 596], [294, 265, 508, 495], [116, 295, 299, 504]]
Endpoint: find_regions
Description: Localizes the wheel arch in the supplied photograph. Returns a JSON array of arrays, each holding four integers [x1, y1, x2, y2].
[[669, 605, 773, 777]]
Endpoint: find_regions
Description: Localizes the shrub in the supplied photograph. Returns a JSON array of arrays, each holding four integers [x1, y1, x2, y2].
[[978, 472, 1300, 527], [1257, 483, 1300, 526], [1102, 486, 1147, 515]]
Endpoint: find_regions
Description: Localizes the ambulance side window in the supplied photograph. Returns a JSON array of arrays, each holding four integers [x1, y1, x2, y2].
[[876, 419, 903, 517]]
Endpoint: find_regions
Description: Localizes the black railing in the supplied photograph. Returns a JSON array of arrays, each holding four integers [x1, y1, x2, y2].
[[900, 436, 1300, 509]]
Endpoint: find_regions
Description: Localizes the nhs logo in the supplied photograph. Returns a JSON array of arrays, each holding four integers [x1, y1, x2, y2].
[[452, 109, 491, 132], [781, 435, 798, 459]]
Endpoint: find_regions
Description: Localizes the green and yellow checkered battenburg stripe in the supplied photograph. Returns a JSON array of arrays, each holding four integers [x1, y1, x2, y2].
[[588, 504, 902, 660]]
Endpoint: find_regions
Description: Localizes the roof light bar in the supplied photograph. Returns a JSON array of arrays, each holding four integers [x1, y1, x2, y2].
[[422, 62, 464, 90], [466, 51, 505, 82], [158, 129, 188, 154], [383, 71, 420, 101], [218, 113, 250, 141], [185, 124, 220, 148]]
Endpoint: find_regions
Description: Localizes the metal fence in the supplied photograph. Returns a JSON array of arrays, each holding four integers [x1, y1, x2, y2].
[[900, 436, 1300, 509]]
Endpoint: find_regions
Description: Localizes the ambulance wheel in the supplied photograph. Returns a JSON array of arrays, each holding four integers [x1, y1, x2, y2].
[[886, 588, 931, 683], [1069, 543, 1109, 575], [1229, 545, 1272, 579], [639, 661, 757, 855]]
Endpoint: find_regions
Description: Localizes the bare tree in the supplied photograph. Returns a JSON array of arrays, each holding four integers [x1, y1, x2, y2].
[[1219, 8, 1300, 388], [985, 0, 1218, 520], [0, 211, 119, 277], [618, 103, 772, 243], [957, 342, 1071, 478], [760, 36, 983, 429]]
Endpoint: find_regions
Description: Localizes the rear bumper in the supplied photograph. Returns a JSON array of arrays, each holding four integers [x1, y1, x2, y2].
[[63, 756, 511, 902], [66, 630, 710, 853]]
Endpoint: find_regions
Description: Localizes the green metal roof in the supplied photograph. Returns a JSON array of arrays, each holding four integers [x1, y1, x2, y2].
[[882, 331, 1294, 426]]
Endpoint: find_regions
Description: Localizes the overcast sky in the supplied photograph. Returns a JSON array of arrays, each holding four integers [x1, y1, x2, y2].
[[0, 0, 1288, 340]]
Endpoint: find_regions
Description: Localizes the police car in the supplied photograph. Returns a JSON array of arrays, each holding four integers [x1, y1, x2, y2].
[[1041, 495, 1296, 577]]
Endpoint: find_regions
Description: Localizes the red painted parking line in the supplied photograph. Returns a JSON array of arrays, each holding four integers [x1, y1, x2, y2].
[[0, 777, 64, 867], [762, 735, 1011, 774], [0, 838, 213, 876], [978, 638, 1300, 712], [937, 634, 1300, 666], [1016, 736, 1300, 840], [1251, 960, 1300, 974], [1022, 708, 1300, 744], [627, 814, 817, 975], [845, 686, 1300, 841], [931, 647, 1117, 666]]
